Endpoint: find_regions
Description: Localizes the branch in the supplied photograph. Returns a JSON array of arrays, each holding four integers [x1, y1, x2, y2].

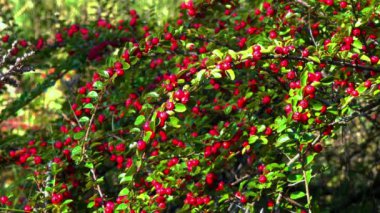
[[295, 0, 311, 8], [231, 174, 250, 186], [303, 170, 311, 209], [90, 167, 104, 201], [329, 99, 380, 126], [261, 55, 380, 72]]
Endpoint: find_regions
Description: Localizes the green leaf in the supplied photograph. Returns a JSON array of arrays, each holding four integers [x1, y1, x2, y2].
[[300, 69, 309, 87], [245, 92, 253, 99], [224, 105, 232, 115], [360, 55, 371, 62], [87, 201, 95, 208], [134, 115, 145, 126], [357, 85, 367, 94], [145, 92, 160, 98], [85, 162, 94, 169], [305, 153, 316, 166], [168, 116, 181, 128], [249, 135, 259, 144], [120, 175, 133, 184], [116, 203, 128, 210], [257, 125, 266, 133], [123, 62, 131, 70], [174, 103, 187, 112], [290, 191, 306, 200], [226, 69, 235, 80], [93, 81, 103, 90], [308, 56, 320, 63], [227, 49, 238, 60], [119, 187, 130, 196], [83, 103, 94, 109], [277, 134, 290, 145], [72, 146, 82, 156], [274, 116, 287, 133], [79, 116, 90, 123], [62, 199, 73, 206], [87, 91, 98, 98], [310, 100, 323, 111], [352, 39, 363, 49], [73, 131, 85, 140], [211, 69, 222, 78], [98, 70, 110, 78], [212, 49, 224, 58], [288, 174, 303, 183], [143, 131, 152, 142]]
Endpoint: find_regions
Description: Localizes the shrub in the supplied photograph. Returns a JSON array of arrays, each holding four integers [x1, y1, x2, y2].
[[1, 0, 380, 212]]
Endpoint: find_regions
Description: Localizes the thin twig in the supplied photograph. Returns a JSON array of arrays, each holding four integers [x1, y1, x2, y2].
[[282, 195, 304, 208], [261, 55, 380, 72], [307, 8, 318, 48], [231, 174, 250, 186], [303, 170, 311, 210], [295, 0, 311, 8], [90, 167, 104, 200]]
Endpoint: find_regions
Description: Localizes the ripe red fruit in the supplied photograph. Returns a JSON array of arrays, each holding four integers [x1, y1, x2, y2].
[[304, 85, 316, 95], [114, 61, 123, 69], [298, 99, 309, 109], [24, 205, 33, 213], [325, 0, 334, 6], [339, 1, 347, 8], [205, 173, 216, 185], [352, 28, 361, 36], [137, 140, 147, 151], [116, 68, 125, 76], [313, 143, 323, 153], [370, 56, 379, 65], [351, 90, 359, 97], [240, 195, 247, 203], [258, 175, 267, 183], [264, 127, 272, 136], [269, 30, 277, 39], [51, 193, 63, 205], [0, 196, 8, 204], [262, 95, 271, 105], [287, 70, 296, 80], [364, 80, 372, 88], [1, 34, 9, 43], [280, 59, 288, 67], [151, 37, 159, 45], [164, 33, 172, 41]]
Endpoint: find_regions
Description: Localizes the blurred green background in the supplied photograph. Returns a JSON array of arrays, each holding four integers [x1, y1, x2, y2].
[[0, 0, 180, 39]]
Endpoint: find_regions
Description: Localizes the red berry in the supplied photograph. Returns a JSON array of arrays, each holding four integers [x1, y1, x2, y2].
[[351, 90, 359, 97], [269, 30, 277, 39], [304, 85, 316, 95], [258, 175, 267, 183], [370, 56, 379, 65], [313, 143, 323, 153], [325, 0, 334, 6], [24, 205, 33, 213], [205, 173, 216, 185], [137, 140, 147, 151], [114, 61, 123, 69], [298, 100, 309, 109], [152, 37, 159, 45], [262, 95, 271, 105], [340, 1, 348, 9], [364, 80, 372, 88]]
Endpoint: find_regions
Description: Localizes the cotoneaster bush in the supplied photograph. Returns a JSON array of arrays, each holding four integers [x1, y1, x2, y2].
[[1, 0, 380, 212]]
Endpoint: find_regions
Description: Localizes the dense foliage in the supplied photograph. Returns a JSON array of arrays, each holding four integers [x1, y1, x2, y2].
[[1, 0, 380, 212]]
